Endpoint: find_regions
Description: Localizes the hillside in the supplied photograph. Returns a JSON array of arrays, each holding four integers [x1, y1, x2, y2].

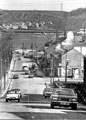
[[0, 9, 86, 32], [0, 10, 67, 30], [67, 8, 86, 31]]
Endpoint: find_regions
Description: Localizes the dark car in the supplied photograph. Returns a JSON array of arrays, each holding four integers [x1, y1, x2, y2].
[[43, 82, 64, 98], [13, 74, 19, 79], [43, 83, 55, 98], [50, 88, 77, 110], [36, 70, 43, 77], [43, 87, 55, 98], [28, 73, 34, 78], [24, 70, 30, 75]]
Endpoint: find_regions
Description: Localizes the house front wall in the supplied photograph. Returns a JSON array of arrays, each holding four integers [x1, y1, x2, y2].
[[58, 49, 84, 78]]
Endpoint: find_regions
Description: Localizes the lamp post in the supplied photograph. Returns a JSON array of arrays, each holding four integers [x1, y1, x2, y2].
[[0, 59, 2, 92], [65, 53, 69, 86], [50, 54, 54, 84]]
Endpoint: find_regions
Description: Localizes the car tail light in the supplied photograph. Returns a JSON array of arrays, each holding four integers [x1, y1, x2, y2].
[[69, 98, 77, 102]]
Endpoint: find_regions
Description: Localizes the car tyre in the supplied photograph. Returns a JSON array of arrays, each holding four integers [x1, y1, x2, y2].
[[71, 104, 77, 110], [44, 96, 47, 99], [18, 99, 20, 102], [6, 99, 8, 102], [50, 103, 54, 108]]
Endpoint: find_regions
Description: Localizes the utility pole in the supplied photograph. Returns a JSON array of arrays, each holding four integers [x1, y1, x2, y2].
[[0, 59, 2, 91], [65, 54, 67, 86], [61, 3, 63, 11], [50, 54, 54, 84], [84, 55, 86, 83], [0, 59, 2, 81], [65, 53, 69, 86]]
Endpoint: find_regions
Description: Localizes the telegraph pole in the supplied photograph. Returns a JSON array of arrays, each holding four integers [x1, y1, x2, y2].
[[0, 59, 2, 91], [65, 54, 67, 86], [61, 3, 63, 11], [50, 54, 54, 84], [65, 53, 69, 86], [84, 55, 86, 83]]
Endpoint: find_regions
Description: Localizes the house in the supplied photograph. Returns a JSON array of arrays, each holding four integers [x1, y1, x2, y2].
[[45, 38, 84, 78], [61, 49, 83, 78]]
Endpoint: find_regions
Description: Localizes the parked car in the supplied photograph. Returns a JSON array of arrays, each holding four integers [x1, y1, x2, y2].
[[43, 83, 55, 98], [13, 74, 19, 79], [24, 70, 30, 75], [5, 89, 22, 102], [43, 82, 64, 98], [36, 70, 43, 77], [18, 57, 21, 60], [53, 80, 65, 88], [43, 87, 55, 98], [50, 88, 77, 110], [28, 73, 34, 78]]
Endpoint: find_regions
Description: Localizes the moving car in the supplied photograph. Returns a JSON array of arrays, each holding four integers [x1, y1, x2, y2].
[[5, 89, 22, 102], [50, 88, 77, 110], [13, 74, 19, 79]]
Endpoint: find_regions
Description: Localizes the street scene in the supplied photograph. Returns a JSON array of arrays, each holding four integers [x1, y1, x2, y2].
[[0, 52, 86, 120], [0, 0, 86, 120]]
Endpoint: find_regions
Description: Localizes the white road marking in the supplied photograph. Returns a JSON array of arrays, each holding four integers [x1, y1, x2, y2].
[[0, 102, 86, 119], [28, 107, 66, 114], [1, 102, 86, 114], [0, 113, 23, 120]]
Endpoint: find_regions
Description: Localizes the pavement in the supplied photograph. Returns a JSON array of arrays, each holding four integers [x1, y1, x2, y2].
[[0, 59, 15, 98], [44, 77, 83, 84]]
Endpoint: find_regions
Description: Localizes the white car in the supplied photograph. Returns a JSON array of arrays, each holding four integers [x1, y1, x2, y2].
[[28, 73, 34, 78], [6, 89, 22, 102]]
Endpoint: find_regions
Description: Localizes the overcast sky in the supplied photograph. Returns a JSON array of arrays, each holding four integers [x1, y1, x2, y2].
[[0, 0, 86, 11]]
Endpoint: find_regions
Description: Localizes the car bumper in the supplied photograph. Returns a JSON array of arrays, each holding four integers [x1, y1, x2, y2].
[[51, 100, 77, 106], [6, 97, 19, 100]]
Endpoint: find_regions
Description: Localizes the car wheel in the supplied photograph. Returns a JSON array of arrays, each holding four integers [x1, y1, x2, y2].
[[18, 99, 20, 102], [50, 103, 54, 108], [71, 104, 77, 110], [44, 96, 47, 99], [6, 99, 8, 102]]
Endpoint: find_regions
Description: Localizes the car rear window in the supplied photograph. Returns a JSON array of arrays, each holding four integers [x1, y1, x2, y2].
[[7, 89, 20, 94], [56, 89, 75, 96], [7, 90, 16, 94]]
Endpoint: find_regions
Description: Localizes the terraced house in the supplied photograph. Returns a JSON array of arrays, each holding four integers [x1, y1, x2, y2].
[[45, 41, 84, 79]]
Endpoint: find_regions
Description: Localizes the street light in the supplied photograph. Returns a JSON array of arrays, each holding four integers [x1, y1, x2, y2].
[[50, 54, 54, 84], [65, 54, 69, 86], [0, 59, 2, 92]]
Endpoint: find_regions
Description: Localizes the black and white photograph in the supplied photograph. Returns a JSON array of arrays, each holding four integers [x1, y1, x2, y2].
[[0, 0, 86, 119]]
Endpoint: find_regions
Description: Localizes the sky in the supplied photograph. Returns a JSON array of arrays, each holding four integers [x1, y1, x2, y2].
[[0, 0, 86, 12]]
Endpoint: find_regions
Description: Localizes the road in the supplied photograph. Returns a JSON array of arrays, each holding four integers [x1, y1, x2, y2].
[[0, 54, 86, 119]]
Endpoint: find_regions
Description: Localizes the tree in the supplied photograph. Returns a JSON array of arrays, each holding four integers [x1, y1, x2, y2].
[[0, 31, 13, 62]]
